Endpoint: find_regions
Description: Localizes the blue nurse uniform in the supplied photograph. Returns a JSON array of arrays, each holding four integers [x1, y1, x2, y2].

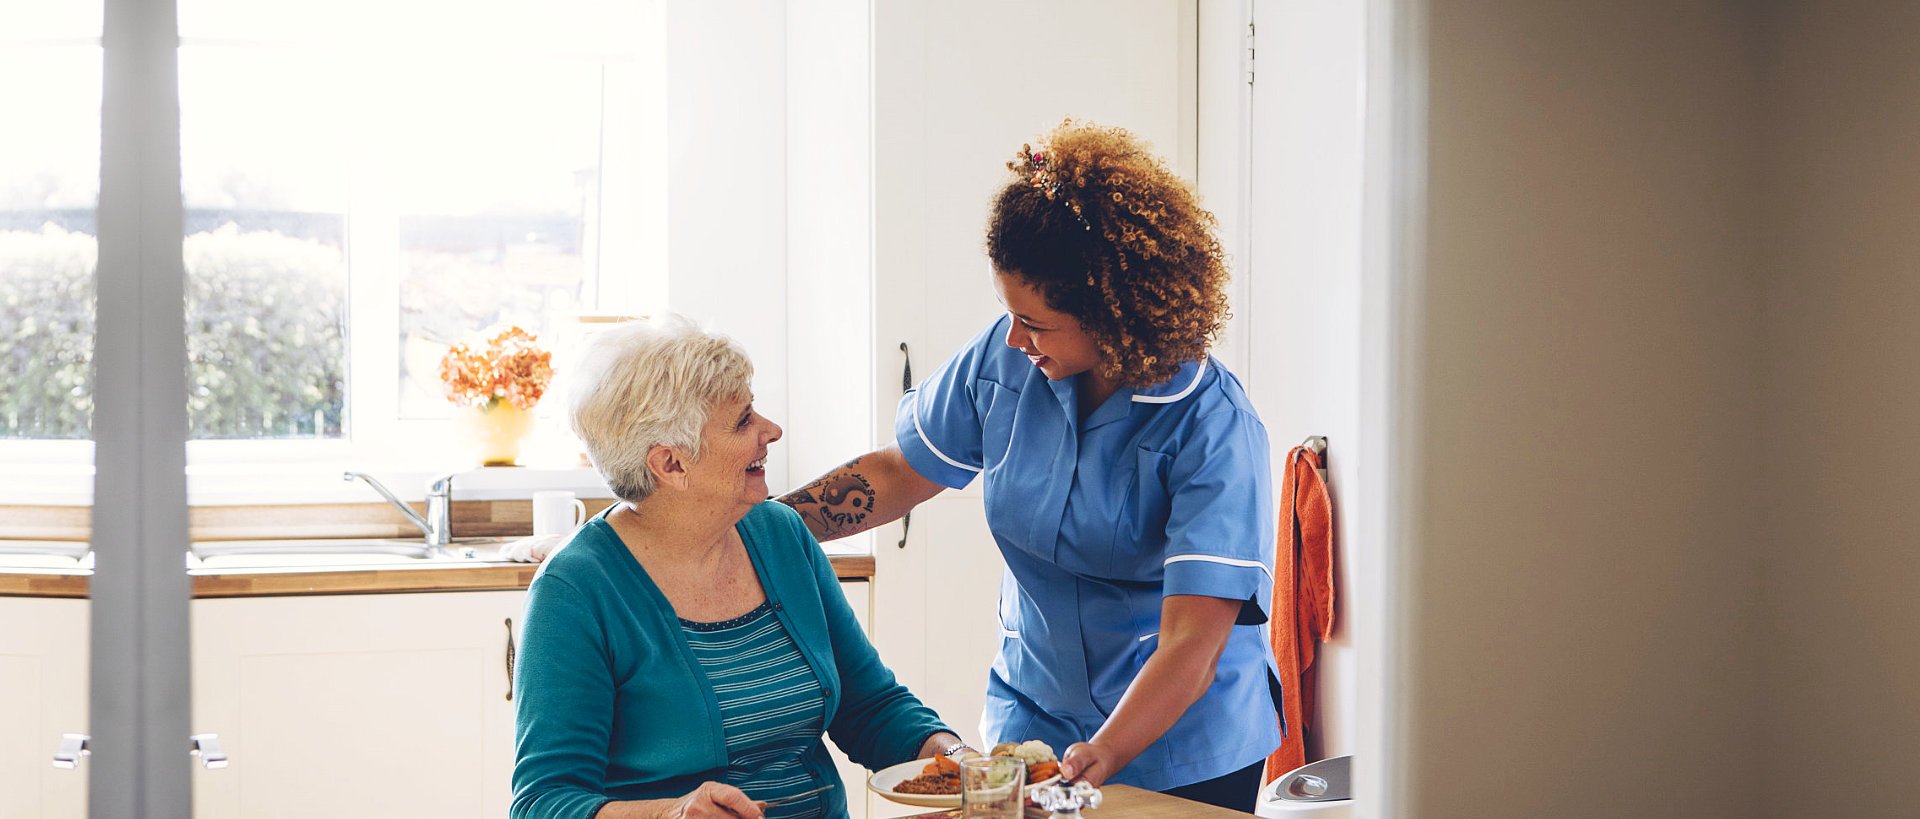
[[894, 315, 1285, 792]]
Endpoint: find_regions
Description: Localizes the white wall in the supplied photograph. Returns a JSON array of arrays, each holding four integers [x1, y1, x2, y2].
[[1757, 2, 1920, 814], [664, 1, 792, 487], [784, 0, 873, 487], [1400, 1, 1767, 814]]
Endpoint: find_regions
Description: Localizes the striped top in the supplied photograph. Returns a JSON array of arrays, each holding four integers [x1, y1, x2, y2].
[[682, 601, 828, 818]]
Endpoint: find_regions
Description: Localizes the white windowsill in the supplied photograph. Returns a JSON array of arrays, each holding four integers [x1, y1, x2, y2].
[[0, 462, 95, 507]]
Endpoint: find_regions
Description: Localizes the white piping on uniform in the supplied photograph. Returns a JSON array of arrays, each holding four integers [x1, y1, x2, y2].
[[1131, 359, 1209, 404], [909, 391, 982, 473], [1163, 553, 1275, 581]]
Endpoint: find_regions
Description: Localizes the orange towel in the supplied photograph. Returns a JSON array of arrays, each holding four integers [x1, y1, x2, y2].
[[1264, 445, 1335, 783]]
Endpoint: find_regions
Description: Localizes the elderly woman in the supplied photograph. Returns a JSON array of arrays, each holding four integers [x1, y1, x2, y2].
[[513, 313, 964, 819]]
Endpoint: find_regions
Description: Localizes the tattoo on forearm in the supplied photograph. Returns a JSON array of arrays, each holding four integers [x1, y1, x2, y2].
[[777, 457, 878, 538]]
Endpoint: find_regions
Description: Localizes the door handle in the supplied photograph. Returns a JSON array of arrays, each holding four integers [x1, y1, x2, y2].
[[191, 733, 228, 769], [52, 733, 89, 769], [900, 342, 913, 392], [898, 341, 913, 551]]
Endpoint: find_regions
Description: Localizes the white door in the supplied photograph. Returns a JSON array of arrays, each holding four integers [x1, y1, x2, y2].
[[868, 1, 1196, 771], [1242, 0, 1367, 761], [191, 591, 524, 819], [0, 597, 88, 819]]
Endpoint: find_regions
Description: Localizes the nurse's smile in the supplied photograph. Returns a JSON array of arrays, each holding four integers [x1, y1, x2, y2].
[[991, 269, 1102, 383]]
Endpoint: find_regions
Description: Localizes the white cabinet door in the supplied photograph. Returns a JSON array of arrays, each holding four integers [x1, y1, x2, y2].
[[0, 597, 88, 819], [191, 591, 524, 819]]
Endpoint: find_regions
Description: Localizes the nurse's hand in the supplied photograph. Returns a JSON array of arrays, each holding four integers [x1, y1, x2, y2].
[[1057, 741, 1121, 787]]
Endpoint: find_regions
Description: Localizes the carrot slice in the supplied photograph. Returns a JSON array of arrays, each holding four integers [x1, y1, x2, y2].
[[1027, 761, 1060, 783]]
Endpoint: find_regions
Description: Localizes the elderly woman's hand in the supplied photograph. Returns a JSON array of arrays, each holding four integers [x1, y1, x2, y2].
[[658, 781, 763, 819]]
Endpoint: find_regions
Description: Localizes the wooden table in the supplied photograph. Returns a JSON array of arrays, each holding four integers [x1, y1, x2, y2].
[[1090, 785, 1252, 817], [894, 784, 1252, 818]]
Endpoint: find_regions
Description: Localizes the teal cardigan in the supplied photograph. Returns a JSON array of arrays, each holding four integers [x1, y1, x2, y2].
[[511, 501, 949, 819]]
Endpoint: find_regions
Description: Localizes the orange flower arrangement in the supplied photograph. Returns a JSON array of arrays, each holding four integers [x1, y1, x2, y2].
[[438, 326, 554, 411]]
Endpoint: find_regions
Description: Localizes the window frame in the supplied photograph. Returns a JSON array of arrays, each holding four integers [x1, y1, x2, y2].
[[169, 38, 659, 497], [1, 28, 661, 509]]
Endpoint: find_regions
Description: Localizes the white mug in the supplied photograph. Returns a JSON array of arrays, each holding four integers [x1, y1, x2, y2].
[[531, 490, 588, 537]]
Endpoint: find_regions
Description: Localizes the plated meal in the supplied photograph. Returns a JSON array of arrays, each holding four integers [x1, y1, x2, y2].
[[868, 741, 1063, 808]]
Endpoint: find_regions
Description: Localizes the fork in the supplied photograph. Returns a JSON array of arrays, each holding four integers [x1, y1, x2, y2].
[[758, 783, 834, 808]]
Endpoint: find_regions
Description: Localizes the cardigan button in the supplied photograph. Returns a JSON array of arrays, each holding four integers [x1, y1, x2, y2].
[[821, 687, 832, 698], [772, 602, 784, 610]]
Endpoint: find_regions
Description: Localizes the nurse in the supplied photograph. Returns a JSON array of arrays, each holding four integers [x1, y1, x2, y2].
[[778, 120, 1281, 812]]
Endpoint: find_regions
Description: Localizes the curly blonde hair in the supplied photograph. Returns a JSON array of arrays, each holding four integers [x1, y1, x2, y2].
[[986, 119, 1231, 389]]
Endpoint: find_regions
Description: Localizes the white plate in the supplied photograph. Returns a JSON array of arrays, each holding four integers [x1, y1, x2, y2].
[[866, 758, 1061, 808]]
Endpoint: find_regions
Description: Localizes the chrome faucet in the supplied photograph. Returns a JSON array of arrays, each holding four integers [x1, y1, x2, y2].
[[342, 471, 458, 556]]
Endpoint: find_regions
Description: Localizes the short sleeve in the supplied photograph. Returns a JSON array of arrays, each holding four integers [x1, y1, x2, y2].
[[892, 319, 1003, 489], [1160, 409, 1279, 625]]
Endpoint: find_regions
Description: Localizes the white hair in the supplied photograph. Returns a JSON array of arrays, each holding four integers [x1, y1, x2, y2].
[[568, 313, 753, 504]]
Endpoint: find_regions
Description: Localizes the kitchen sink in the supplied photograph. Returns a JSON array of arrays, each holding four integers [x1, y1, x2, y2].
[[0, 540, 90, 558], [0, 541, 92, 571], [188, 537, 519, 570]]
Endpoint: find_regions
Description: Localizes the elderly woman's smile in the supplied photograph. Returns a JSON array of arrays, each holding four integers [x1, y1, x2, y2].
[[695, 396, 783, 508]]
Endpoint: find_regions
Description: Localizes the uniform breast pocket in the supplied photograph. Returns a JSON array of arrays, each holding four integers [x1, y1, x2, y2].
[[976, 380, 1018, 466]]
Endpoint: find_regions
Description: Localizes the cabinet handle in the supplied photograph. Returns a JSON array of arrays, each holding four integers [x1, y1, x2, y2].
[[51, 733, 89, 769], [190, 733, 228, 769], [505, 617, 517, 702]]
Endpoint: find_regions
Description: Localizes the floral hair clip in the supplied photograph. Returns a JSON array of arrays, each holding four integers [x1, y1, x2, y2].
[[1012, 143, 1091, 230]]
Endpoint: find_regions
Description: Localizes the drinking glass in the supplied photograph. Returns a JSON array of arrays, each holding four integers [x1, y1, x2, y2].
[[959, 755, 1026, 819]]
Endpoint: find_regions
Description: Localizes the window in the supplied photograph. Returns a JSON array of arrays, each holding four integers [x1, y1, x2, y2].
[[0, 6, 102, 443], [177, 0, 650, 460]]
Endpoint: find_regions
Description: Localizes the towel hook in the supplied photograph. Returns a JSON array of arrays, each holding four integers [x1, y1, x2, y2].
[[1299, 436, 1329, 481], [1301, 435, 1327, 458]]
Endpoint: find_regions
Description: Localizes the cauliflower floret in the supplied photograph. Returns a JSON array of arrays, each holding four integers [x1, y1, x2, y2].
[[1011, 740, 1056, 766]]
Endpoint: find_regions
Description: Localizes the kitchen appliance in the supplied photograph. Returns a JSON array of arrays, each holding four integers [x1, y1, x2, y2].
[[1256, 755, 1354, 818]]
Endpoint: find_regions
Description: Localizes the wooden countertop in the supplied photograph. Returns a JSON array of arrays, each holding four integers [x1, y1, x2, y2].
[[0, 571, 89, 598], [0, 553, 876, 599]]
